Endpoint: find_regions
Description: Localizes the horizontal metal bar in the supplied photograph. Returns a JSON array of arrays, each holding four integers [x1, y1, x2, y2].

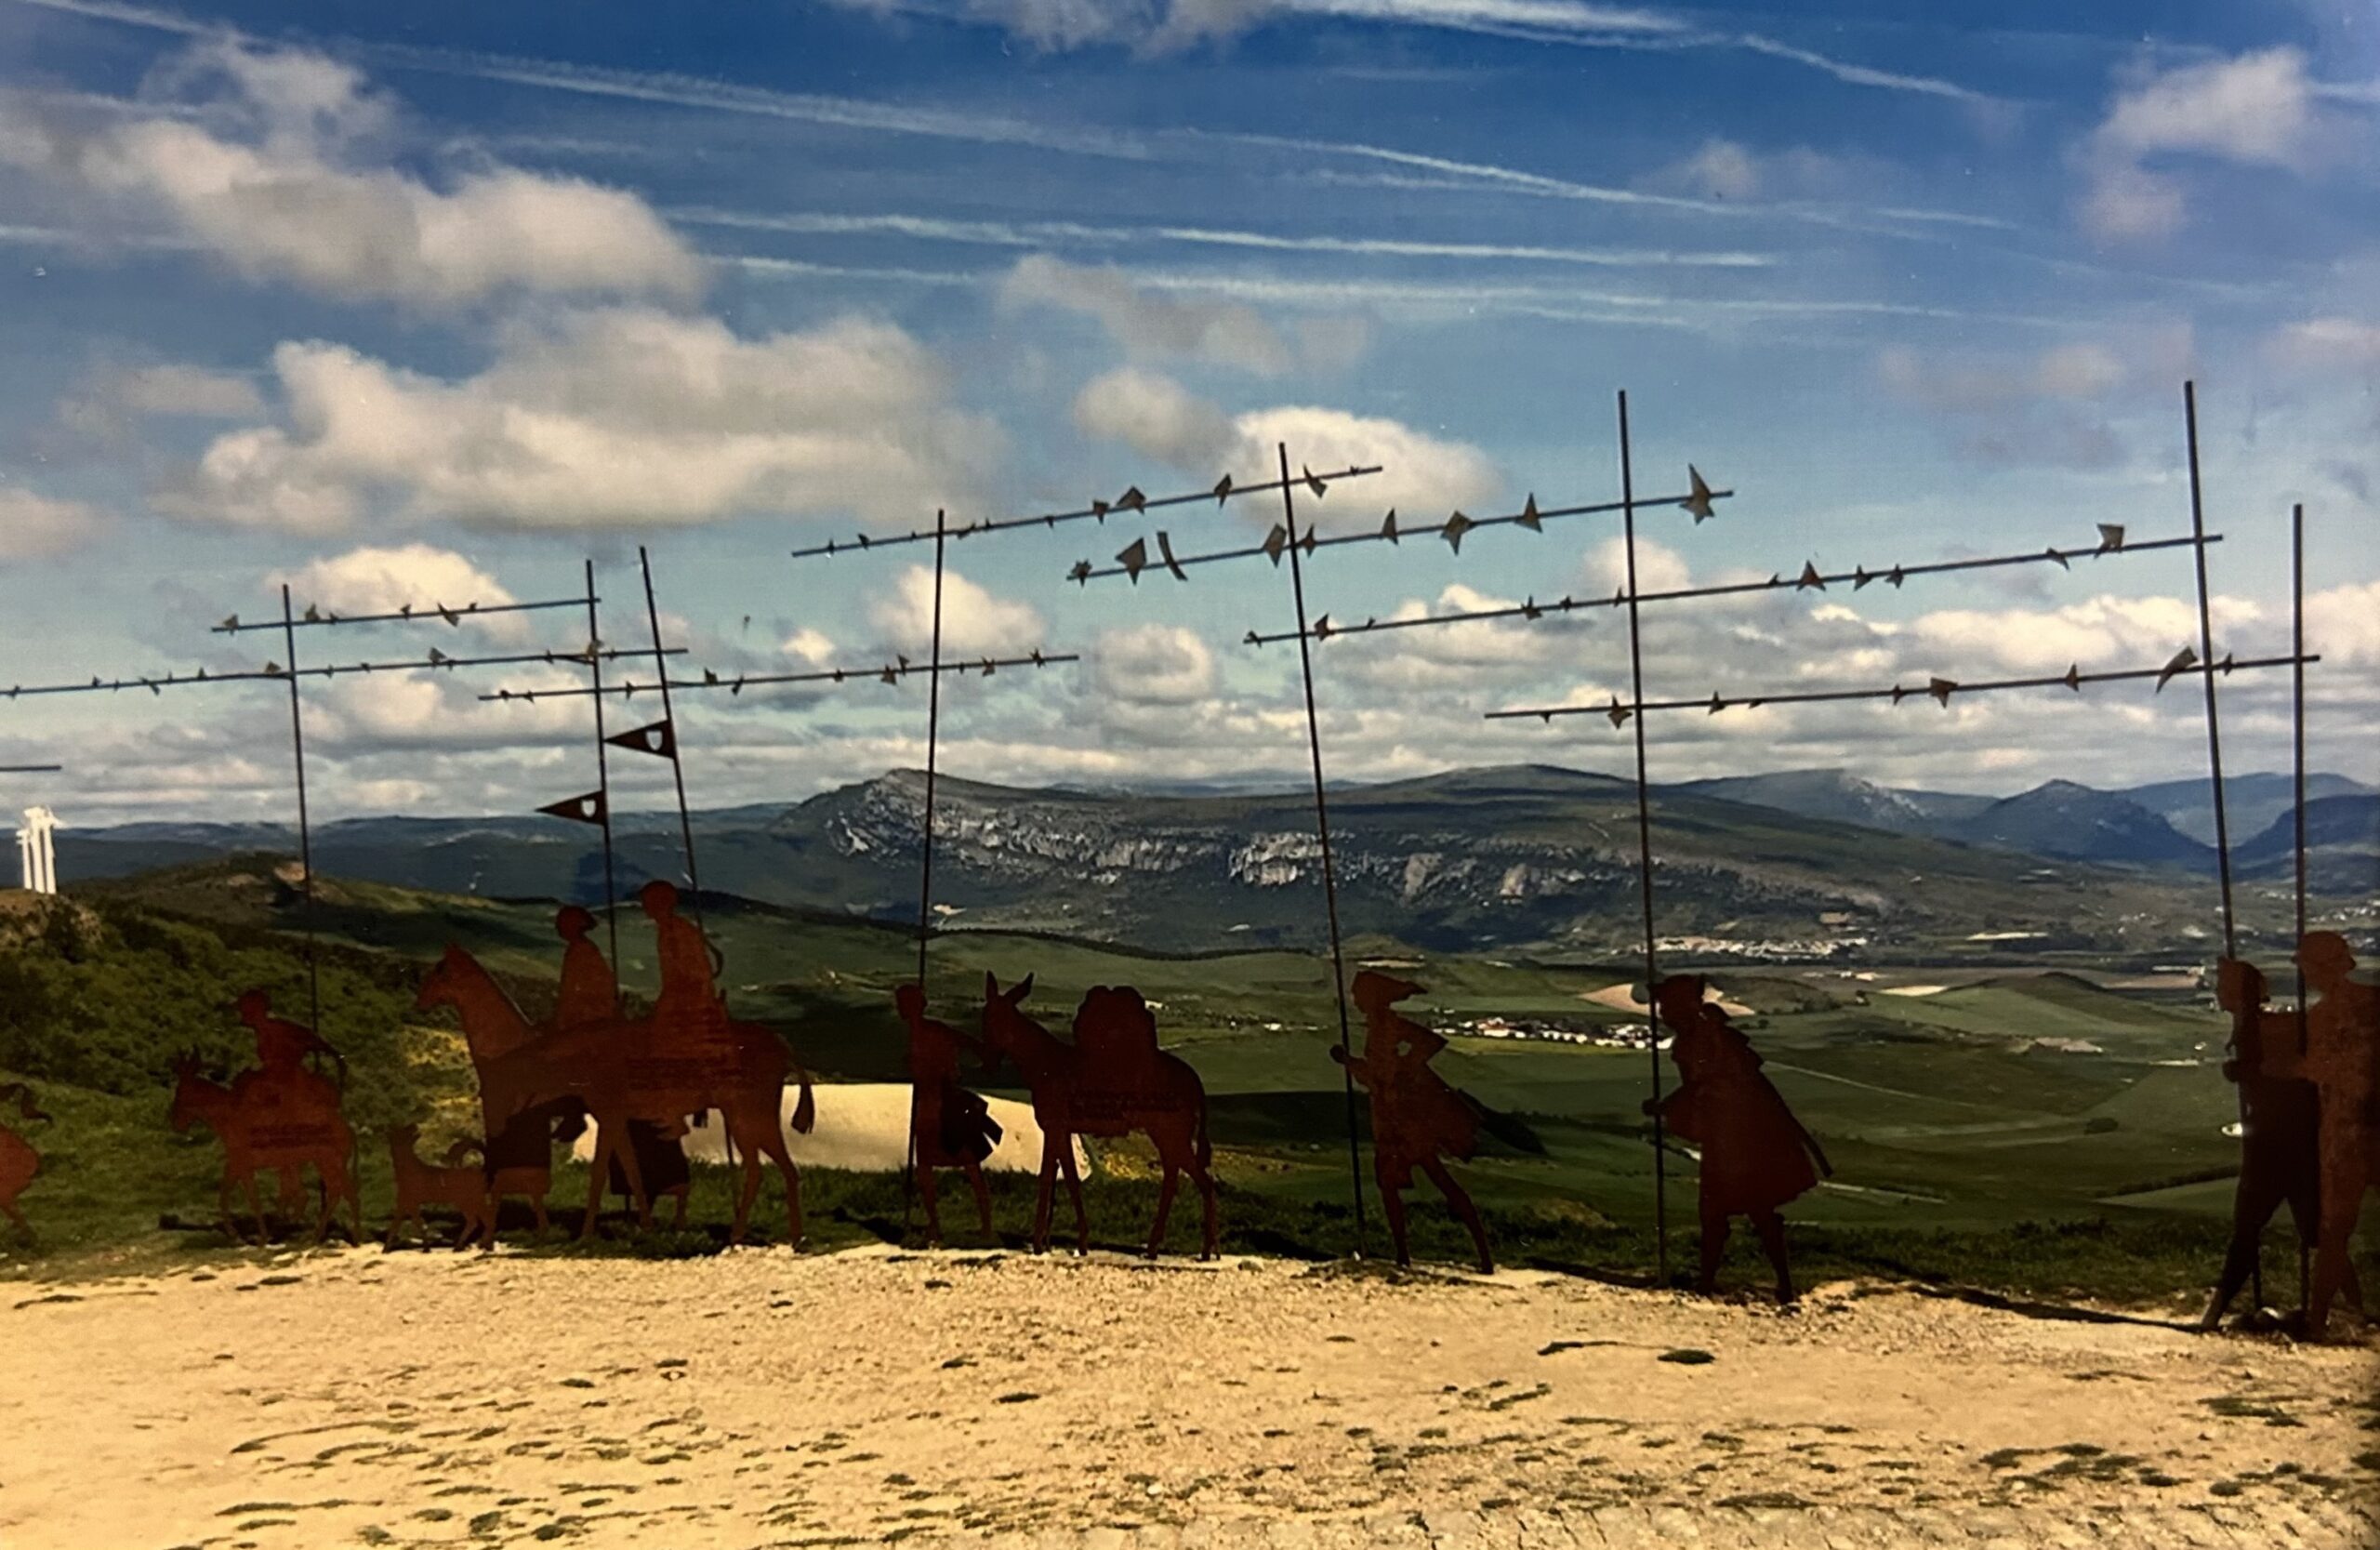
[[0, 647, 681, 699], [1245, 532, 2211, 647], [211, 596, 591, 633], [1068, 480, 1730, 584], [789, 466, 1384, 559], [0, 763, 62, 773], [1487, 652, 2320, 724], [479, 649, 1082, 702]]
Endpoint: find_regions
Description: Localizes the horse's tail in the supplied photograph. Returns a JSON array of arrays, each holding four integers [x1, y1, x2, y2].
[[790, 1067, 817, 1135]]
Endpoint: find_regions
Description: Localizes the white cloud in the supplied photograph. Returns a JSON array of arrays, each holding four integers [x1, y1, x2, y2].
[[782, 628, 838, 667], [1093, 623, 1217, 704], [103, 363, 264, 417], [1660, 138, 1760, 200], [1875, 326, 2189, 470], [0, 486, 110, 559], [0, 39, 703, 308], [2267, 316, 2380, 371], [2077, 48, 2330, 244], [868, 565, 1048, 657], [1001, 255, 1364, 376], [1067, 367, 1501, 528], [1073, 366, 1236, 468], [265, 544, 530, 643], [2306, 579, 2380, 667], [1585, 534, 1692, 596], [156, 309, 1002, 534]]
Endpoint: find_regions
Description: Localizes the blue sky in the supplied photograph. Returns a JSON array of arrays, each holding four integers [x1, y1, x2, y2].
[[1, 0, 2374, 825]]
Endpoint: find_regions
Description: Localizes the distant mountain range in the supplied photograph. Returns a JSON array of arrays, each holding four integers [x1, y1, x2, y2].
[[47, 764, 2371, 958]]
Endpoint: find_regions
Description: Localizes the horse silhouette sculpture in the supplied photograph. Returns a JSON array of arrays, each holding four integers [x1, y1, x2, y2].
[[0, 1081, 49, 1239], [979, 974, 1217, 1259], [169, 1052, 361, 1245], [2229, 934, 2379, 1339], [418, 943, 817, 1244], [385, 1122, 497, 1251], [1337, 970, 1494, 1273], [1650, 974, 1831, 1305], [2203, 956, 2359, 1330]]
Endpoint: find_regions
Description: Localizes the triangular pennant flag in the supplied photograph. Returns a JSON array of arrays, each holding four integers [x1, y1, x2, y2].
[[1797, 561, 1826, 591], [1263, 525, 1289, 564], [1517, 495, 1541, 531], [1117, 485, 1146, 512], [1442, 511, 1474, 553], [2063, 664, 2082, 691], [2155, 646, 2197, 691], [607, 718, 678, 761], [1928, 677, 1957, 707], [537, 790, 608, 827], [1681, 466, 1715, 523], [1117, 537, 1149, 581], [1157, 531, 1189, 581], [1379, 510, 1399, 544], [2096, 523, 2125, 552]]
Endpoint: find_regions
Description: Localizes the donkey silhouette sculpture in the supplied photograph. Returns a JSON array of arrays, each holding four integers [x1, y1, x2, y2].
[[170, 1052, 361, 1245], [899, 983, 1001, 1245], [0, 1081, 49, 1239], [2202, 956, 2359, 1329], [980, 974, 1217, 1259], [422, 942, 816, 1244]]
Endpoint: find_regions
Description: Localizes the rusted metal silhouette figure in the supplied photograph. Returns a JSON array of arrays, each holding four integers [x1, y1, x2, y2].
[[1649, 974, 1831, 1303], [2202, 957, 2356, 1329], [425, 932, 816, 1243], [898, 982, 1000, 1245], [979, 974, 1218, 1259], [418, 940, 577, 1239], [1334, 970, 1492, 1273], [385, 1122, 496, 1251], [2244, 933, 2378, 1339], [169, 1042, 361, 1245], [554, 905, 692, 1226], [641, 880, 734, 1076], [0, 1081, 49, 1239]]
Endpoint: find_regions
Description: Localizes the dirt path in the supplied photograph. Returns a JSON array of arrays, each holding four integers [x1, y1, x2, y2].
[[3, 1247, 2373, 1549]]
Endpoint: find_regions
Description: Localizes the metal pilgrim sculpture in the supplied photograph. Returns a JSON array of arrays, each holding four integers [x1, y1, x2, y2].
[[168, 990, 361, 1245], [0, 1081, 49, 1238], [421, 886, 817, 1245], [898, 983, 1002, 1246], [1649, 974, 1831, 1304], [1338, 972, 1494, 1273], [979, 974, 1220, 1259]]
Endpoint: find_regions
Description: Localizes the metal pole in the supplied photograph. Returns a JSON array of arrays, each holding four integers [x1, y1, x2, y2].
[[2292, 503, 2310, 1316], [279, 585, 320, 1034], [636, 548, 705, 932], [586, 561, 619, 994], [1617, 392, 1670, 1287], [2183, 381, 2251, 1309], [905, 511, 948, 1231], [1277, 443, 1368, 1256]]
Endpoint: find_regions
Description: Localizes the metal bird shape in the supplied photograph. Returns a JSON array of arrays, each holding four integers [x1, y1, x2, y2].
[[880, 665, 900, 685], [1117, 485, 1147, 512], [218, 614, 239, 630], [1117, 537, 1150, 581], [2046, 548, 2069, 570], [1853, 566, 1873, 590], [1796, 561, 1826, 591], [1302, 466, 1328, 499], [1442, 511, 1475, 553], [1212, 473, 1234, 504], [1927, 677, 1957, 707], [703, 669, 720, 685], [303, 604, 322, 622], [1708, 693, 1726, 714], [1068, 560, 1094, 584], [2062, 664, 2082, 691], [1313, 615, 1334, 641], [400, 603, 414, 618], [428, 647, 450, 666], [1605, 696, 1632, 728], [1157, 531, 1189, 580], [1681, 466, 1716, 523], [1517, 495, 1541, 532], [1263, 525, 1289, 564], [1379, 510, 1398, 544], [2096, 523, 2126, 552], [2155, 646, 2197, 690], [436, 603, 460, 626]]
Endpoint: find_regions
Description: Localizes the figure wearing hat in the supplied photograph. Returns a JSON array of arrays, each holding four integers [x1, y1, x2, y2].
[[640, 879, 733, 1079], [555, 903, 692, 1219], [231, 987, 343, 1122], [1335, 970, 1493, 1273], [2255, 933, 2379, 1338], [897, 983, 1001, 1243]]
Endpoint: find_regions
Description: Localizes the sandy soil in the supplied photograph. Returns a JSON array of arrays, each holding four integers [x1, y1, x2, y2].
[[4, 1248, 2373, 1549], [567, 1084, 1084, 1174]]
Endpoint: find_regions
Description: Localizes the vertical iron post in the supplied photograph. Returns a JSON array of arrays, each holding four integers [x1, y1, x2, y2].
[[1616, 392, 1670, 1286], [278, 584, 321, 1033], [586, 561, 619, 994], [1277, 442, 1368, 1256], [636, 548, 705, 932], [2292, 502, 2309, 1315], [903, 512, 949, 1231]]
